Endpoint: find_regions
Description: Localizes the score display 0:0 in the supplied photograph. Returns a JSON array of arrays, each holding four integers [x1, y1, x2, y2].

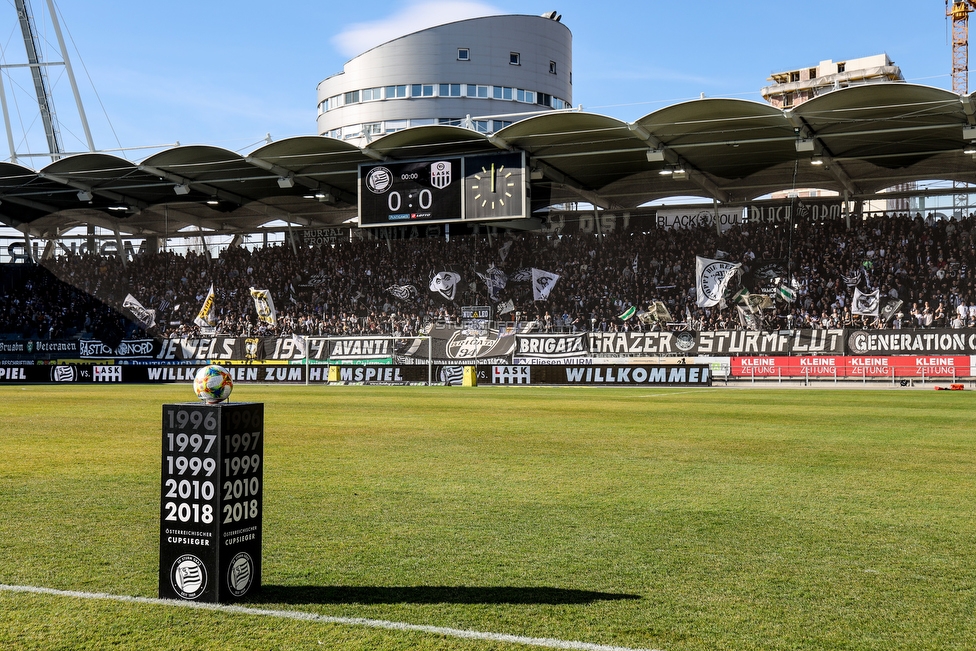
[[387, 188, 432, 212]]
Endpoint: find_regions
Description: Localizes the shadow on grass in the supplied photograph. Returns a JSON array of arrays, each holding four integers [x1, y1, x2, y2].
[[251, 585, 641, 605]]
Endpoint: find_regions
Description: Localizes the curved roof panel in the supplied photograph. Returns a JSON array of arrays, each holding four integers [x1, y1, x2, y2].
[[2, 83, 975, 235]]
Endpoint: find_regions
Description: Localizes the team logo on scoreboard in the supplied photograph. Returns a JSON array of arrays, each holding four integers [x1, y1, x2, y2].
[[365, 167, 393, 194], [170, 554, 208, 600], [226, 552, 254, 597], [429, 161, 451, 189], [51, 365, 76, 382]]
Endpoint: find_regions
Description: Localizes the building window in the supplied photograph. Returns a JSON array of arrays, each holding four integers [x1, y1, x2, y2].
[[385, 120, 407, 133], [789, 71, 800, 83], [411, 84, 434, 97], [343, 90, 360, 104], [364, 122, 383, 135], [808, 68, 817, 79], [472, 120, 490, 134], [438, 118, 462, 126], [491, 86, 513, 100], [439, 83, 462, 97], [537, 92, 551, 107], [549, 60, 557, 74], [516, 89, 535, 103], [782, 92, 794, 108], [510, 52, 521, 66], [467, 84, 489, 98], [362, 87, 382, 101], [385, 85, 407, 99], [837, 62, 846, 73], [457, 48, 470, 61]]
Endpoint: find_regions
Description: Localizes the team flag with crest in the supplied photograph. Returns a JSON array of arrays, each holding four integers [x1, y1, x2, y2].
[[193, 284, 217, 327], [695, 256, 741, 308], [531, 268, 560, 301], [250, 287, 277, 325]]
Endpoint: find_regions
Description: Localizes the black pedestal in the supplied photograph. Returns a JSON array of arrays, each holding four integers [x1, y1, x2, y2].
[[158, 402, 263, 602]]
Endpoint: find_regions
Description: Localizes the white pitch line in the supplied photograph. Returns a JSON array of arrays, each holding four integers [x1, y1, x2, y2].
[[0, 583, 662, 651]]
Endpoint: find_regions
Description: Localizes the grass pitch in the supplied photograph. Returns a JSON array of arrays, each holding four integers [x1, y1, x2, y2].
[[0, 384, 974, 650]]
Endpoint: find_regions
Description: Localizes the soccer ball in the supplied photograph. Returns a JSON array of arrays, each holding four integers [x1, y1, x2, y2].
[[193, 365, 233, 404]]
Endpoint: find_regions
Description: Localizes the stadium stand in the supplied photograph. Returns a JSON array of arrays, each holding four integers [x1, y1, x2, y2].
[[2, 208, 973, 340]]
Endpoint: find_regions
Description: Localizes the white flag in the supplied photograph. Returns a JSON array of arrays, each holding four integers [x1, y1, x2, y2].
[[193, 284, 216, 327], [122, 294, 156, 331], [250, 287, 277, 325], [429, 271, 461, 301], [695, 256, 741, 308], [531, 268, 560, 301], [852, 287, 880, 317]]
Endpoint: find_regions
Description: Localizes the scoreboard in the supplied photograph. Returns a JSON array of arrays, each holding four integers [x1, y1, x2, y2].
[[359, 151, 526, 227]]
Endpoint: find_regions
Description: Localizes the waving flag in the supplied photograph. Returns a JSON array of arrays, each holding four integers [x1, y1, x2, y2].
[[250, 287, 277, 325], [531, 268, 560, 301], [193, 284, 216, 327], [122, 294, 156, 331], [429, 271, 461, 301], [852, 287, 880, 317], [476, 265, 508, 302], [695, 256, 741, 308]]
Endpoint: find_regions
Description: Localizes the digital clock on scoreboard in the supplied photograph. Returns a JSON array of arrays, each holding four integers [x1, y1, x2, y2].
[[358, 152, 527, 227]]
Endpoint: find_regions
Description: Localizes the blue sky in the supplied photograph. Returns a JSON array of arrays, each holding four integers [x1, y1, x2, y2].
[[0, 0, 954, 165]]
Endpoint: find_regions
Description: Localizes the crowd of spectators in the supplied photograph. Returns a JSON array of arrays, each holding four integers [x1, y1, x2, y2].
[[3, 209, 976, 340]]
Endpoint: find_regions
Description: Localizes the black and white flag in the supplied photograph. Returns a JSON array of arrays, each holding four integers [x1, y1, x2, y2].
[[498, 240, 513, 262], [122, 294, 156, 331], [497, 299, 515, 315], [737, 305, 762, 331], [476, 265, 508, 302], [842, 269, 862, 288], [852, 287, 880, 317], [429, 271, 461, 301], [386, 284, 418, 301], [511, 268, 533, 282], [531, 268, 560, 301], [879, 298, 903, 323], [695, 256, 741, 308]]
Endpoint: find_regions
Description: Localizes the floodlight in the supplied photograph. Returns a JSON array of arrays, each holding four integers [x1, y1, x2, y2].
[[795, 139, 815, 152]]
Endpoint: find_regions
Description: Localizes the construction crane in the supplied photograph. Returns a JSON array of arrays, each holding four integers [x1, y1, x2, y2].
[[948, 0, 976, 94]]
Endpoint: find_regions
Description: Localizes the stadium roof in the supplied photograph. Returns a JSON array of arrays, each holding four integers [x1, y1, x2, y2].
[[1, 83, 975, 239]]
